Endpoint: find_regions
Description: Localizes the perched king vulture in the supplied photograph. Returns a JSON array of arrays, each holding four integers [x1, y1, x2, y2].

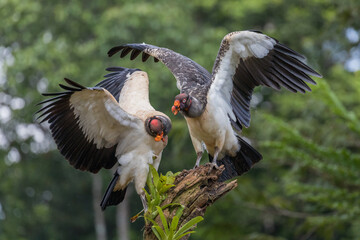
[[108, 30, 322, 181], [36, 67, 172, 210]]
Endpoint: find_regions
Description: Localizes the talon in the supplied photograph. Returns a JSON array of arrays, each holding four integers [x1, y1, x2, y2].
[[130, 208, 144, 223], [130, 212, 141, 223], [205, 162, 219, 174], [211, 162, 219, 169]]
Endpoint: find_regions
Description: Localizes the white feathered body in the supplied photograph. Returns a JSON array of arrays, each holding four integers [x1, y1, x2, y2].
[[115, 71, 168, 193], [185, 31, 278, 160], [185, 99, 239, 160], [69, 70, 168, 195]]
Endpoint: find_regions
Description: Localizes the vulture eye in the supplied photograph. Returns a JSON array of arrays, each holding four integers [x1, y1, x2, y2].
[[182, 99, 187, 103]]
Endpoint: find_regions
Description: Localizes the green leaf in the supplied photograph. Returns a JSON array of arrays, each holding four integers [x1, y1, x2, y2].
[[174, 231, 196, 240], [170, 216, 180, 233], [174, 205, 184, 219], [173, 216, 203, 239], [164, 171, 176, 185], [144, 189, 151, 203], [156, 206, 170, 236], [150, 164, 160, 187], [145, 215, 159, 228], [147, 167, 156, 197], [168, 229, 174, 240], [159, 184, 175, 194], [152, 225, 166, 240]]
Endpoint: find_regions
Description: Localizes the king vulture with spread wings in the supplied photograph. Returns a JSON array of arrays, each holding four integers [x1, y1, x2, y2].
[[36, 67, 172, 210], [108, 30, 322, 181]]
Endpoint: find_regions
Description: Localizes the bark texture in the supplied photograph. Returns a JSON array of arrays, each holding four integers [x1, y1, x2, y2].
[[144, 164, 238, 240]]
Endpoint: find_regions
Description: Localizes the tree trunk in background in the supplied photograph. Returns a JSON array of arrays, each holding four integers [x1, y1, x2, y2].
[[92, 174, 107, 240], [116, 187, 132, 240]]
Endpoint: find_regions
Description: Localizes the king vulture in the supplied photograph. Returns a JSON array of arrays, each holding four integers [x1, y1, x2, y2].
[[107, 30, 322, 181], [36, 67, 172, 210]]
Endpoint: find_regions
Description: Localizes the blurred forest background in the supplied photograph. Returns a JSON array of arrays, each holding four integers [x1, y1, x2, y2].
[[1, 0, 360, 239]]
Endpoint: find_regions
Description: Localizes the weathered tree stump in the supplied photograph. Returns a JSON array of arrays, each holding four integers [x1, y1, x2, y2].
[[143, 164, 238, 240]]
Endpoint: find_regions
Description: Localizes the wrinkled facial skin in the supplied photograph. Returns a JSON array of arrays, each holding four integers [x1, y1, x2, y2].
[[149, 118, 165, 142], [171, 93, 191, 115], [146, 116, 172, 143]]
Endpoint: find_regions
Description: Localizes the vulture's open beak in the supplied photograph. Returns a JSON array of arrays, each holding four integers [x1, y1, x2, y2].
[[154, 132, 164, 142], [171, 100, 180, 115]]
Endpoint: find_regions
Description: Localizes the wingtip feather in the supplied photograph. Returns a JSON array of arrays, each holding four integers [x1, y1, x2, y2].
[[63, 78, 86, 89], [107, 46, 124, 57]]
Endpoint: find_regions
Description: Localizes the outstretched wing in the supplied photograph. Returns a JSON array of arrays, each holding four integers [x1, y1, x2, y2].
[[108, 43, 212, 102], [208, 30, 322, 128], [36, 77, 143, 173], [96, 67, 140, 102]]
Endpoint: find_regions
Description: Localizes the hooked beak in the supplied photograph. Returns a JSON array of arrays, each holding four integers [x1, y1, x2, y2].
[[171, 100, 180, 115], [154, 132, 165, 142]]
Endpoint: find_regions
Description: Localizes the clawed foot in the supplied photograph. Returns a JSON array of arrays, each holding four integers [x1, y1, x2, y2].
[[131, 193, 147, 223], [140, 192, 148, 212], [210, 161, 219, 169], [207, 161, 220, 174], [130, 209, 144, 223]]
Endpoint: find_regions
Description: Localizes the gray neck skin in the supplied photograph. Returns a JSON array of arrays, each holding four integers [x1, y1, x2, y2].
[[181, 96, 205, 118]]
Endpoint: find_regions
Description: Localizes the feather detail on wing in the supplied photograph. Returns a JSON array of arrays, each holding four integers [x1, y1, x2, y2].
[[36, 78, 143, 173], [97, 67, 157, 118], [209, 30, 322, 128], [96, 67, 140, 102], [108, 43, 212, 103]]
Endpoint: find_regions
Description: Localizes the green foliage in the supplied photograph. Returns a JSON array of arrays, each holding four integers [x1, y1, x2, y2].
[[143, 165, 178, 221], [263, 75, 360, 235], [144, 165, 203, 240], [150, 206, 203, 240], [1, 0, 360, 239], [314, 76, 360, 135]]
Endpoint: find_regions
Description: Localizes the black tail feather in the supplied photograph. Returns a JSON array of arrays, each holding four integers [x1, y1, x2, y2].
[[100, 171, 127, 211], [214, 136, 262, 182]]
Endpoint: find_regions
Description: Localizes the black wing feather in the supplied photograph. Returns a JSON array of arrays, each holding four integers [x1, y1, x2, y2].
[[36, 78, 118, 173], [95, 67, 140, 102], [100, 171, 127, 210], [108, 43, 212, 105], [36, 67, 144, 172], [227, 33, 322, 128]]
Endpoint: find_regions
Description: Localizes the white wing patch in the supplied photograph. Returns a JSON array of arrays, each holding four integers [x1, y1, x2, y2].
[[176, 80, 181, 90], [208, 49, 237, 121], [70, 88, 142, 149], [118, 71, 155, 118], [231, 31, 276, 59], [104, 98, 140, 129], [208, 31, 277, 121]]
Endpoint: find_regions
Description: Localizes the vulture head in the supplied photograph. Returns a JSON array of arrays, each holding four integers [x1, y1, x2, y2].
[[171, 93, 192, 116], [145, 115, 172, 143]]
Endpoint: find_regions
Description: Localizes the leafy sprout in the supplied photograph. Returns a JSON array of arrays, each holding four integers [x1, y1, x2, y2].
[[143, 165, 204, 240]]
